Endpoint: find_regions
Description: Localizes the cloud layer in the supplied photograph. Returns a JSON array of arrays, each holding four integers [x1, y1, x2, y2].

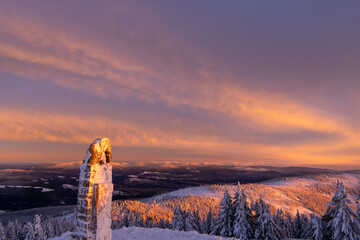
[[0, 1, 359, 167]]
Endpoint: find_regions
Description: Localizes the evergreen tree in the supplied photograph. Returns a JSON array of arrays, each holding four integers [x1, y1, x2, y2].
[[233, 188, 254, 240], [274, 208, 291, 238], [184, 209, 198, 232], [53, 219, 63, 237], [304, 214, 323, 240], [171, 206, 185, 231], [322, 180, 360, 240], [254, 198, 282, 240], [356, 198, 360, 218], [6, 221, 16, 240], [292, 209, 302, 238], [158, 218, 166, 229], [283, 213, 294, 239], [211, 189, 233, 237], [0, 222, 5, 240], [193, 210, 202, 233], [45, 218, 55, 239], [204, 207, 214, 234], [122, 214, 130, 228], [24, 222, 34, 240], [300, 213, 310, 239], [33, 215, 45, 240]]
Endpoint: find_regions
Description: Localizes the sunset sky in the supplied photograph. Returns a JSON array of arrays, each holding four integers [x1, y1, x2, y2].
[[0, 1, 359, 168]]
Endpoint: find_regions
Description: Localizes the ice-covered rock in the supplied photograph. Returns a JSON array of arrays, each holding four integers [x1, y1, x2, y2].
[[74, 138, 113, 240]]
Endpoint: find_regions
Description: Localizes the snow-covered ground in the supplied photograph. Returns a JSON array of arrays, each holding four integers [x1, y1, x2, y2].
[[49, 227, 237, 240]]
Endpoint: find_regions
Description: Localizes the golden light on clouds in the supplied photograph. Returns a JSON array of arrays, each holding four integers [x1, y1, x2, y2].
[[0, 2, 359, 167]]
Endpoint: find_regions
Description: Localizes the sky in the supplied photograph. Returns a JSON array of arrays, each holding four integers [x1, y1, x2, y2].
[[0, 1, 359, 168]]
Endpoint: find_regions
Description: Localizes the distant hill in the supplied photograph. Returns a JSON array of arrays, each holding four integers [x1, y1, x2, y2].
[[0, 162, 332, 212], [112, 170, 360, 224]]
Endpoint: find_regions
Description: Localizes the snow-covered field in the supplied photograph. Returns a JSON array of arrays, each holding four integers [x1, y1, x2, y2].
[[50, 227, 237, 240]]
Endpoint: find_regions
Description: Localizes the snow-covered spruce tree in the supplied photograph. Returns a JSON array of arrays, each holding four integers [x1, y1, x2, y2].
[[300, 213, 310, 239], [322, 180, 360, 240], [0, 222, 5, 240], [24, 221, 34, 240], [54, 218, 66, 236], [304, 213, 323, 240], [204, 207, 214, 234], [283, 213, 294, 238], [193, 210, 203, 233], [254, 198, 282, 240], [233, 187, 254, 240], [14, 219, 24, 240], [292, 209, 302, 238], [274, 208, 292, 239], [122, 214, 130, 228], [33, 215, 45, 240], [6, 221, 16, 240], [45, 218, 55, 239], [171, 206, 186, 231], [184, 209, 199, 232], [211, 189, 234, 237]]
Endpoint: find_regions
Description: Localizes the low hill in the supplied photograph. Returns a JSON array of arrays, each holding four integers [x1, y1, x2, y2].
[[112, 170, 360, 226]]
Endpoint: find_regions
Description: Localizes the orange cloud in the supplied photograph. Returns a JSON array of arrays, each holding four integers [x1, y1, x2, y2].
[[0, 108, 359, 166], [0, 12, 359, 166]]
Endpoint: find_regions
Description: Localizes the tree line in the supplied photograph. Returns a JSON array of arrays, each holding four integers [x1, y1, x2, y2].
[[2, 180, 360, 239], [0, 214, 74, 240]]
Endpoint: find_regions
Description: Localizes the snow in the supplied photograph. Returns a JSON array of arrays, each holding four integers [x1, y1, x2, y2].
[[149, 186, 221, 202], [62, 184, 77, 190], [112, 227, 237, 240], [50, 227, 237, 240]]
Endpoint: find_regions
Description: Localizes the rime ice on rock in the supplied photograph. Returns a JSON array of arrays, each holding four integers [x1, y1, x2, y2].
[[75, 138, 113, 240]]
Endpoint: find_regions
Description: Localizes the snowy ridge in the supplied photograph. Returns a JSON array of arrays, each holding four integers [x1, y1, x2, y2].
[[143, 171, 360, 217]]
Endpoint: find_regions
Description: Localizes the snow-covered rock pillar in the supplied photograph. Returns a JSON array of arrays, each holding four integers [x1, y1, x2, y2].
[[76, 138, 113, 240]]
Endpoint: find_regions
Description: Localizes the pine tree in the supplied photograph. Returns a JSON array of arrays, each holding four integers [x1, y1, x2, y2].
[[33, 215, 45, 240], [45, 218, 55, 239], [233, 188, 254, 240], [53, 219, 63, 237], [304, 214, 323, 240], [283, 213, 294, 239], [254, 198, 282, 240], [6, 221, 16, 240], [122, 214, 129, 228], [299, 213, 310, 239], [158, 218, 166, 229], [193, 210, 202, 233], [292, 209, 302, 238], [204, 207, 214, 234], [274, 208, 291, 238], [322, 180, 360, 240], [24, 221, 34, 240], [211, 189, 233, 237], [0, 222, 5, 240], [171, 206, 185, 231], [184, 209, 198, 232]]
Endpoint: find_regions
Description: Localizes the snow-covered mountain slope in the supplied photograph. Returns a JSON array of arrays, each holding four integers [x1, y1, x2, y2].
[[140, 171, 360, 217], [50, 227, 237, 240]]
